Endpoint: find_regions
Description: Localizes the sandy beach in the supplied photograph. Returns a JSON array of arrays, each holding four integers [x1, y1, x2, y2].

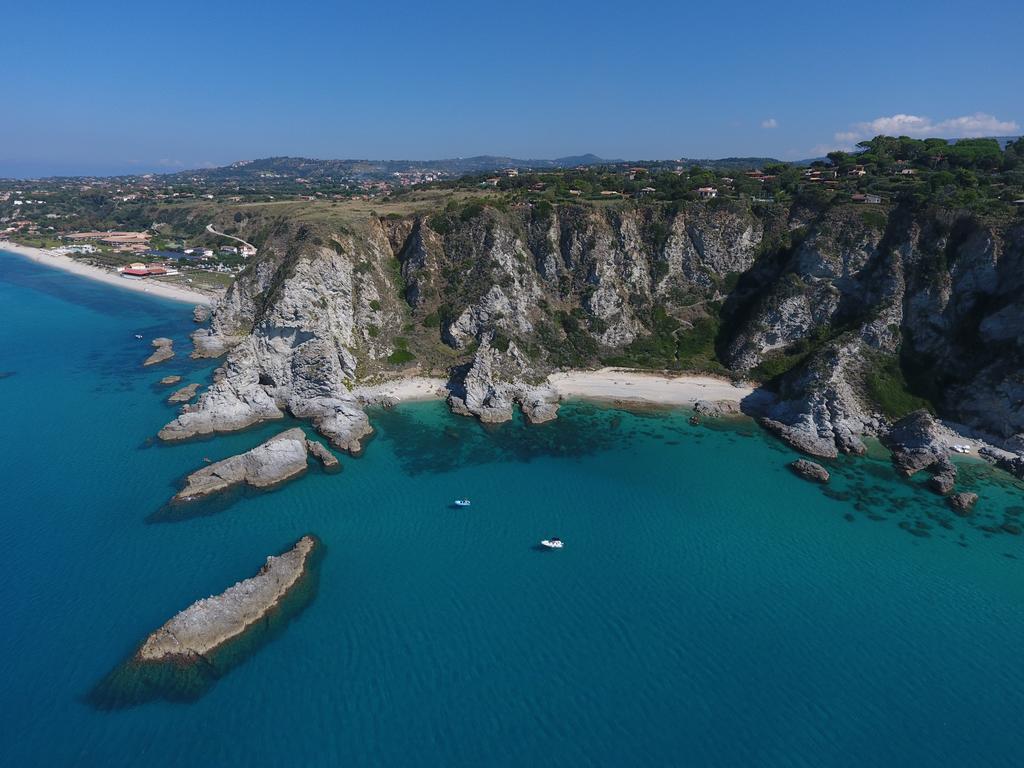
[[0, 240, 217, 306], [352, 376, 449, 404], [547, 367, 757, 407], [350, 368, 761, 411]]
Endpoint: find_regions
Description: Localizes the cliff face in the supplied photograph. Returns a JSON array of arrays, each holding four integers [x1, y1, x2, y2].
[[162, 200, 1024, 464]]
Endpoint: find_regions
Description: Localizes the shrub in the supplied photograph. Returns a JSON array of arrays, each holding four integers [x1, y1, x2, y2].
[[387, 349, 415, 365], [866, 354, 933, 419]]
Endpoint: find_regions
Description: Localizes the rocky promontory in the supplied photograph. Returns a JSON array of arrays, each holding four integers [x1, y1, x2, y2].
[[173, 428, 311, 502], [137, 535, 318, 663], [143, 338, 174, 366], [882, 410, 951, 476]]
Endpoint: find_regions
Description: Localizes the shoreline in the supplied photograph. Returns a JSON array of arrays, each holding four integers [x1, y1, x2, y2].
[[547, 367, 762, 409], [0, 239, 218, 306], [351, 368, 767, 411]]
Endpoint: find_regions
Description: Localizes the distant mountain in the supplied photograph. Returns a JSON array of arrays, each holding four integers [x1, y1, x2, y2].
[[166, 155, 624, 183]]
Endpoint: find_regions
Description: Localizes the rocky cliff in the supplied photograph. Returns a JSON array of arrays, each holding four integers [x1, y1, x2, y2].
[[161, 199, 1024, 469]]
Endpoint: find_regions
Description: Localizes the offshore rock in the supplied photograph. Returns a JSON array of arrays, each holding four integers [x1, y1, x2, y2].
[[143, 338, 174, 366], [926, 456, 957, 496], [789, 458, 831, 483], [90, 536, 322, 708], [167, 383, 200, 404], [193, 304, 211, 323], [306, 438, 340, 471], [172, 428, 309, 503], [136, 536, 318, 662], [159, 375, 182, 386], [948, 492, 978, 517]]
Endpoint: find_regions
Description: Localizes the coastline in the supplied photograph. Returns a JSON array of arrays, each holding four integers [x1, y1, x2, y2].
[[547, 367, 761, 409], [351, 367, 766, 411], [352, 376, 448, 405], [0, 240, 217, 306]]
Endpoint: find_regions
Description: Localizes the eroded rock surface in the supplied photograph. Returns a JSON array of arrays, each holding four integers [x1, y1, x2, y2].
[[789, 458, 831, 483], [136, 535, 318, 663], [167, 383, 200, 403], [143, 338, 174, 366], [173, 428, 310, 502], [948, 492, 978, 516]]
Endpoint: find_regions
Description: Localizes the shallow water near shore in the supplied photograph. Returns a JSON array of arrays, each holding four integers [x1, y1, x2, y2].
[[3, 251, 1024, 766]]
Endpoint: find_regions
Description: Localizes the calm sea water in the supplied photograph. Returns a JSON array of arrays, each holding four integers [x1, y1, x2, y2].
[[2, 250, 1024, 767]]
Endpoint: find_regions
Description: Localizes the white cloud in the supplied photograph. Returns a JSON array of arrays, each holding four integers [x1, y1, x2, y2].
[[835, 112, 1019, 144], [761, 118, 778, 129]]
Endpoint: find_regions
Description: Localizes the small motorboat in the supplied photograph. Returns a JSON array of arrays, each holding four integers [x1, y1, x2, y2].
[[540, 537, 564, 549], [134, 334, 143, 339], [453, 499, 471, 507]]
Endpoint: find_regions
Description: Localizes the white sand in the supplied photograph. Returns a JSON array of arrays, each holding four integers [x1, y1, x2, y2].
[[547, 367, 755, 406], [351, 368, 759, 410], [0, 240, 217, 306], [352, 376, 448, 403]]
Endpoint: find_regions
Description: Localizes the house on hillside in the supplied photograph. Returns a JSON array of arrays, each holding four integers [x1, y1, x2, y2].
[[697, 187, 718, 199], [852, 193, 882, 204]]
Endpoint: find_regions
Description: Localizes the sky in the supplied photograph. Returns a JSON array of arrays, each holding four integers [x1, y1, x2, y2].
[[1, 0, 1021, 176]]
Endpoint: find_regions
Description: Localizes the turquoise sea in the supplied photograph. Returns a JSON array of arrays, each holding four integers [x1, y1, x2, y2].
[[2, 250, 1024, 767]]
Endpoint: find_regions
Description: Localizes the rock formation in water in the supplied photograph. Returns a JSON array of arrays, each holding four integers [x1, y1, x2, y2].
[[143, 337, 174, 366], [173, 428, 310, 502], [789, 458, 831, 483], [948, 492, 978, 516], [157, 200, 1024, 476], [136, 535, 318, 663], [159, 375, 182, 386], [167, 383, 200, 403], [90, 536, 322, 708], [193, 304, 211, 323]]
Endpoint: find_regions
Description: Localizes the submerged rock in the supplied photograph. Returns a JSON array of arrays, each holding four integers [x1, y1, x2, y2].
[[167, 383, 200, 404], [193, 304, 211, 323], [158, 375, 182, 386], [788, 458, 830, 483], [143, 338, 174, 367], [90, 536, 322, 708], [173, 428, 310, 503], [948, 492, 978, 517]]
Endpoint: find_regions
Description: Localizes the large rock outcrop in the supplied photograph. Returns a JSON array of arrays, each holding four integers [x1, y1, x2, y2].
[[173, 428, 311, 502], [136, 535, 318, 663]]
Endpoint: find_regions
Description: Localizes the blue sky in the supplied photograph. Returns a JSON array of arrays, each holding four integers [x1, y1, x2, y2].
[[1, 0, 1021, 176]]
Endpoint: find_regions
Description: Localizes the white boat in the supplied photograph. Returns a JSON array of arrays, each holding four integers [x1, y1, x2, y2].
[[134, 334, 143, 339], [540, 538, 564, 549], [453, 499, 471, 507]]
